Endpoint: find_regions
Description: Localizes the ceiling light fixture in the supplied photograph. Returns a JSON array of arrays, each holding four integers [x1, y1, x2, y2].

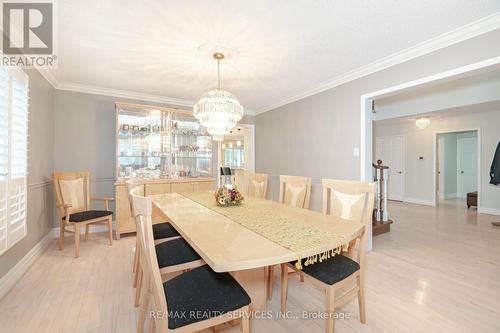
[[415, 117, 430, 129], [193, 52, 244, 141]]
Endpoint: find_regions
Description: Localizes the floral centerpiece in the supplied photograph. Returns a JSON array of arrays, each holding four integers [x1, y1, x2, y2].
[[215, 187, 244, 206]]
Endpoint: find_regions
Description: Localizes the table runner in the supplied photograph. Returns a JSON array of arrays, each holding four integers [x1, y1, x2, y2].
[[181, 192, 350, 269]]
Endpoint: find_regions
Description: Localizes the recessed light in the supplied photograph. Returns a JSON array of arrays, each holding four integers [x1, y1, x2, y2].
[[415, 117, 430, 129]]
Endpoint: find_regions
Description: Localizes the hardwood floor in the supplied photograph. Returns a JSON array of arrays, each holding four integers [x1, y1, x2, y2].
[[0, 199, 499, 333]]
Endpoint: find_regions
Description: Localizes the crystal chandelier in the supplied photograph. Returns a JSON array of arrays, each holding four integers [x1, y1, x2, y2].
[[193, 53, 244, 141]]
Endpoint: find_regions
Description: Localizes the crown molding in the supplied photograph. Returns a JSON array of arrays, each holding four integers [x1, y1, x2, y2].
[[56, 81, 196, 107], [35, 67, 58, 87], [34, 65, 196, 108], [36, 74, 257, 115], [255, 12, 500, 115], [55, 81, 257, 115]]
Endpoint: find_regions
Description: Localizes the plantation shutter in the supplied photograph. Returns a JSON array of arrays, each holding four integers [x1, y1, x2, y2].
[[7, 70, 28, 248], [0, 68, 28, 255], [0, 69, 8, 254]]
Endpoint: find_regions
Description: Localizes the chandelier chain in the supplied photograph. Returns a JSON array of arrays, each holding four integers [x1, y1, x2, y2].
[[217, 59, 221, 89]]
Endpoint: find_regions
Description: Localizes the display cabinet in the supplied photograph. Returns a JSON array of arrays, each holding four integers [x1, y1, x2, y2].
[[116, 102, 213, 179], [114, 102, 215, 238]]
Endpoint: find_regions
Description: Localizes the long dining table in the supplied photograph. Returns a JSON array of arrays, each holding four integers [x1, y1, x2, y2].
[[150, 191, 365, 311]]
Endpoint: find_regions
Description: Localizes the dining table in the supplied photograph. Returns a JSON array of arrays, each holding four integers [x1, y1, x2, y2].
[[150, 191, 365, 311]]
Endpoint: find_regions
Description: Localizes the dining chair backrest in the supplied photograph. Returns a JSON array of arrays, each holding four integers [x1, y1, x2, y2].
[[248, 173, 268, 199], [321, 179, 375, 226], [220, 167, 233, 176], [53, 171, 91, 218], [131, 189, 169, 331], [321, 179, 375, 263], [234, 171, 247, 193], [278, 175, 311, 209], [125, 179, 144, 215]]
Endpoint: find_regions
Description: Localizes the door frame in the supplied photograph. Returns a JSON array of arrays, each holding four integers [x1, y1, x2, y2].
[[375, 135, 405, 201], [437, 136, 445, 200], [215, 123, 255, 187], [432, 128, 480, 207]]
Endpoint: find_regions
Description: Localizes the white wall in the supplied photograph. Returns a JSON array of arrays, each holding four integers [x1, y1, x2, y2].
[[374, 109, 499, 213]]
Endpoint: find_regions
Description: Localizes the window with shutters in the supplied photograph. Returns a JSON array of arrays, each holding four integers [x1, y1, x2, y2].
[[0, 68, 28, 255]]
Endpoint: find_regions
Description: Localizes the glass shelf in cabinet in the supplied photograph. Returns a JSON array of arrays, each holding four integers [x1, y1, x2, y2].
[[118, 155, 169, 158], [118, 131, 160, 137], [173, 155, 212, 158]]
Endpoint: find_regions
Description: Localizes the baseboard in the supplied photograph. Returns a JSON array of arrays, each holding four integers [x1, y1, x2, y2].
[[478, 207, 500, 216], [0, 230, 55, 300], [404, 197, 436, 207], [444, 193, 457, 199]]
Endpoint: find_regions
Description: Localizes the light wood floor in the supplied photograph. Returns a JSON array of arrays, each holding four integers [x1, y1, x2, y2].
[[1, 199, 499, 333]]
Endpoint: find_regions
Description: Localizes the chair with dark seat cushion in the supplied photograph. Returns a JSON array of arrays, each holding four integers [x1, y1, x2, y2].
[[126, 180, 192, 311], [295, 255, 360, 285], [164, 265, 251, 329], [281, 179, 375, 333], [54, 171, 114, 258], [131, 192, 249, 333], [152, 222, 180, 240], [155, 238, 201, 269], [64, 210, 113, 222], [267, 174, 313, 301]]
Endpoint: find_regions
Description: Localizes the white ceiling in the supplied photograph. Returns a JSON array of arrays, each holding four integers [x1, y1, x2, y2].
[[51, 0, 500, 114]]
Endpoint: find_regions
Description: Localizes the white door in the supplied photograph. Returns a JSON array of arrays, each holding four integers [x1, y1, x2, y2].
[[376, 136, 405, 201], [457, 137, 477, 198], [437, 136, 445, 200]]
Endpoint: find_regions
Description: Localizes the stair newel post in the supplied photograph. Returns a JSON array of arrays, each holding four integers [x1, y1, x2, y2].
[[372, 160, 393, 235]]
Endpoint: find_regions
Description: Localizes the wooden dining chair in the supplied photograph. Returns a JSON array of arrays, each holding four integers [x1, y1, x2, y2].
[[126, 179, 143, 284], [126, 180, 182, 291], [126, 180, 181, 245], [53, 171, 114, 258], [129, 186, 204, 320], [247, 173, 268, 199], [278, 175, 311, 208], [131, 191, 251, 333], [280, 179, 375, 333], [267, 175, 312, 299]]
